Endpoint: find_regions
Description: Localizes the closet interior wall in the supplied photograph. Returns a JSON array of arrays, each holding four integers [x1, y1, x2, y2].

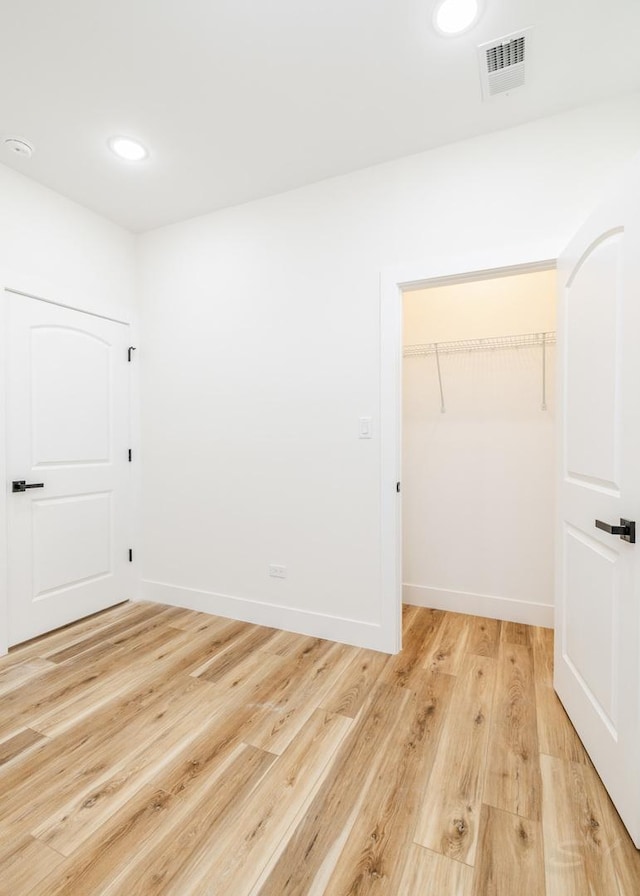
[[402, 270, 556, 627]]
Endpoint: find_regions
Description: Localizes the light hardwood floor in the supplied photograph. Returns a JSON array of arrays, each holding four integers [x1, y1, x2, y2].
[[0, 601, 638, 895]]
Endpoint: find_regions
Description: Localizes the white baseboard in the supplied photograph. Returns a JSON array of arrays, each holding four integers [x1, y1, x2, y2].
[[140, 579, 394, 653], [403, 583, 554, 629]]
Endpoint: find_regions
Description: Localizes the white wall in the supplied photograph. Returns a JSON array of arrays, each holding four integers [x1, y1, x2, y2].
[[138, 93, 640, 652], [0, 163, 137, 654], [0, 164, 136, 320], [403, 271, 556, 626]]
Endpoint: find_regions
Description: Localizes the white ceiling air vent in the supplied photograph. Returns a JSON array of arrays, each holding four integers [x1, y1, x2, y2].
[[478, 28, 532, 100]]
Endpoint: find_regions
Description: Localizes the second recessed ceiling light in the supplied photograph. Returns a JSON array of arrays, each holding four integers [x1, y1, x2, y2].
[[434, 0, 481, 35], [109, 136, 148, 162]]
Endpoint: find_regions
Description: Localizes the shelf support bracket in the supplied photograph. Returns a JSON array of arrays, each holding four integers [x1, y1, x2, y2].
[[435, 343, 446, 414], [541, 332, 547, 411]]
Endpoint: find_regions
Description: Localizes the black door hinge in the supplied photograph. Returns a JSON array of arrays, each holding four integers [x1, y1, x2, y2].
[[128, 449, 132, 462], [396, 481, 401, 493], [127, 346, 136, 362], [129, 549, 133, 562]]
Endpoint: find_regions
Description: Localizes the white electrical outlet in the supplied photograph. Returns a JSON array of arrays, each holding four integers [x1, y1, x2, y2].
[[269, 564, 287, 578]]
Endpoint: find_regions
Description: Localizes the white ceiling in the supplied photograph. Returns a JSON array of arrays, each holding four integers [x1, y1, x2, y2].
[[1, 0, 639, 232]]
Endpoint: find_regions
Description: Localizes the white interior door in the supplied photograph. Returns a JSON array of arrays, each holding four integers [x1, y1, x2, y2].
[[6, 291, 131, 646], [556, 162, 640, 846]]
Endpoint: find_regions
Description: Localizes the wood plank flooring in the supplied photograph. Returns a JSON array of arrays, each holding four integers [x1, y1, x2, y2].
[[0, 602, 638, 895]]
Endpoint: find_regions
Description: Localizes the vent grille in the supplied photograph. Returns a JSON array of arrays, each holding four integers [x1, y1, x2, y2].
[[486, 37, 525, 73], [478, 29, 532, 100]]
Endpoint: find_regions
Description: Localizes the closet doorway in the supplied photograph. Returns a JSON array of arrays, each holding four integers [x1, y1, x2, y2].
[[401, 268, 556, 627]]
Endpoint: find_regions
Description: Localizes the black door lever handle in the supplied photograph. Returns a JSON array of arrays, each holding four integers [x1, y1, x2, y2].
[[595, 518, 636, 544], [12, 480, 45, 493]]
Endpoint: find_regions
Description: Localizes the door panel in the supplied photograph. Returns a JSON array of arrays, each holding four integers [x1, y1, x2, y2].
[[33, 492, 112, 596], [32, 327, 111, 465], [556, 169, 640, 846], [564, 526, 617, 730], [6, 292, 130, 646], [565, 233, 621, 492]]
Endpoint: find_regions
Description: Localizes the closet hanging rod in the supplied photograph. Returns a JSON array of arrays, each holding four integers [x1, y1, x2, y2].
[[403, 330, 556, 358]]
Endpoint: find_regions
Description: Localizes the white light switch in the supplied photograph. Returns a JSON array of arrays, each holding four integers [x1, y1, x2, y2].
[[359, 417, 373, 439]]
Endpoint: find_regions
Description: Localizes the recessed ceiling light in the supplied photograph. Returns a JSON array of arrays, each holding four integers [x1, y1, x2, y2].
[[3, 136, 34, 159], [434, 0, 480, 35], [108, 136, 148, 162]]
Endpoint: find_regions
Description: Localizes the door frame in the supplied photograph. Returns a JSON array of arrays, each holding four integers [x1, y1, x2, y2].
[[0, 286, 137, 656], [380, 249, 557, 652]]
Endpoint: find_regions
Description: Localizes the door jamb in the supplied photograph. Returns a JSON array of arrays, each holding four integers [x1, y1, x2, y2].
[[380, 251, 557, 654]]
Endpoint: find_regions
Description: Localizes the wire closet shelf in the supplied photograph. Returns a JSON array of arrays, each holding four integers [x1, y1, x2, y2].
[[402, 331, 556, 357], [403, 330, 556, 414]]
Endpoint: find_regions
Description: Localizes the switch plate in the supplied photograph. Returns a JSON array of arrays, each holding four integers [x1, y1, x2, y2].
[[269, 564, 287, 578], [359, 416, 373, 439]]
